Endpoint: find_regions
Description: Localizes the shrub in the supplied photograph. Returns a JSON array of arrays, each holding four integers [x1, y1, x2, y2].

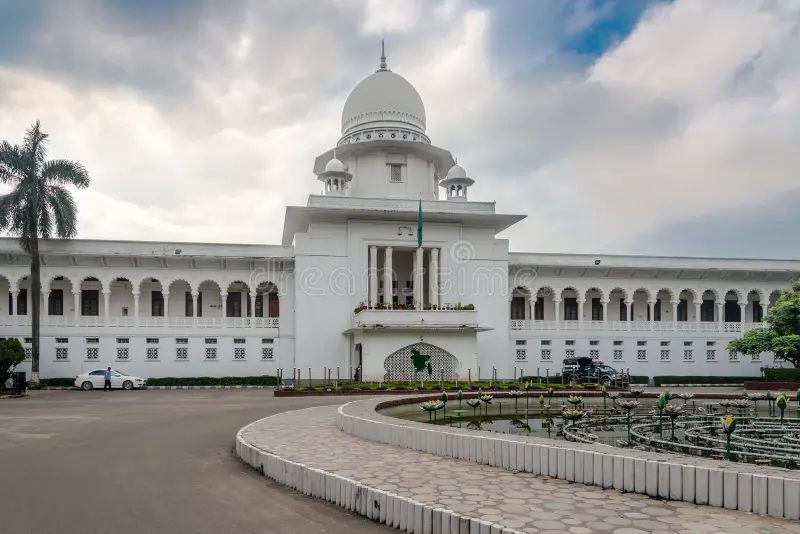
[[39, 377, 76, 387], [144, 375, 280, 387], [763, 368, 800, 382], [653, 375, 758, 386], [0, 338, 25, 386]]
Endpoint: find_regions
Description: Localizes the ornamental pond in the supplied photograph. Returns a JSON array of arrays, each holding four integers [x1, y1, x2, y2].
[[381, 391, 800, 469]]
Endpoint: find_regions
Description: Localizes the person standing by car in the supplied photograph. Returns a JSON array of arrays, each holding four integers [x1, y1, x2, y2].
[[103, 367, 113, 391]]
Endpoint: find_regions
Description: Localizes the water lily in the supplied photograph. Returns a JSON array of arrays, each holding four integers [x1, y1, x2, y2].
[[539, 394, 545, 407], [420, 400, 445, 422], [729, 398, 752, 415], [566, 396, 584, 406], [777, 393, 788, 424], [663, 404, 685, 438], [720, 414, 737, 460], [562, 409, 585, 426], [508, 390, 524, 412], [608, 392, 621, 410], [629, 388, 644, 397], [457, 389, 463, 409], [466, 398, 481, 416]]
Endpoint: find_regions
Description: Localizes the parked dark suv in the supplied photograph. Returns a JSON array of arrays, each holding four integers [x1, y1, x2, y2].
[[562, 357, 626, 387]]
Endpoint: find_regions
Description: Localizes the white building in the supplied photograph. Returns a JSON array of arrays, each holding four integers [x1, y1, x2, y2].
[[3, 50, 798, 381]]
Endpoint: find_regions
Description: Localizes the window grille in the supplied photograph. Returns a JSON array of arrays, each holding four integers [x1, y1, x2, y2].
[[706, 349, 716, 362], [637, 349, 647, 361], [729, 352, 738, 362], [24, 347, 31, 360], [146, 338, 159, 344], [116, 338, 129, 344], [86, 348, 99, 360], [176, 338, 188, 344], [56, 348, 68, 360], [683, 350, 693, 361], [516, 349, 526, 361], [565, 349, 575, 357], [262, 338, 274, 344], [515, 340, 527, 346], [86, 338, 99, 344], [205, 347, 217, 360], [613, 350, 623, 361], [117, 348, 129, 360], [660, 349, 670, 361], [234, 347, 246, 360], [205, 338, 217, 344], [176, 347, 188, 360], [541, 349, 551, 361], [146, 348, 159, 360], [56, 338, 68, 344], [234, 338, 246, 344], [262, 348, 274, 360], [390, 164, 402, 182]]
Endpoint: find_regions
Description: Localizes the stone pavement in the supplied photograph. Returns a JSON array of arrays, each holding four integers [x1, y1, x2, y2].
[[241, 405, 800, 534]]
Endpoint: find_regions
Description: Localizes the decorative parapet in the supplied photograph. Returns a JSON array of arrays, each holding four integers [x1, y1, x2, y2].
[[307, 195, 496, 214]]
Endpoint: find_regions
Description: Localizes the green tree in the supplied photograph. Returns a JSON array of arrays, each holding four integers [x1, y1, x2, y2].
[[0, 121, 90, 383], [728, 281, 800, 367], [0, 338, 26, 387]]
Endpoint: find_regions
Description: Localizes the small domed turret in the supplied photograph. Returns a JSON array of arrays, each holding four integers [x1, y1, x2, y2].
[[318, 151, 352, 196], [439, 158, 475, 201]]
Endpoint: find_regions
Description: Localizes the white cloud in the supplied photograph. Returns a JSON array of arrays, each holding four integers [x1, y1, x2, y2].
[[0, 0, 797, 257]]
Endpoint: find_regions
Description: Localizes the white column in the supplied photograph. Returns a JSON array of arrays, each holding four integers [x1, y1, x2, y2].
[[625, 300, 632, 331], [103, 290, 111, 325], [163, 291, 170, 321], [428, 248, 438, 308], [672, 300, 679, 332], [524, 295, 531, 321], [221, 291, 228, 318], [717, 301, 724, 332], [192, 292, 199, 323], [648, 300, 655, 331], [739, 301, 747, 325], [763, 303, 769, 322], [10, 290, 19, 326], [602, 299, 609, 328], [414, 247, 424, 310], [553, 299, 561, 327], [577, 297, 584, 330], [250, 292, 257, 327], [694, 301, 701, 329], [369, 245, 378, 305], [73, 291, 80, 323], [133, 292, 140, 326], [383, 246, 393, 305], [42, 291, 50, 324]]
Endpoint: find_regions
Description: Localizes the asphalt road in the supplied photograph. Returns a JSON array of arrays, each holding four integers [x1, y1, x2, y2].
[[0, 390, 393, 534]]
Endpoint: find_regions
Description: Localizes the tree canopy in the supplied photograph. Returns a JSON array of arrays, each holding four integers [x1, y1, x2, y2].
[[727, 281, 800, 367], [0, 338, 26, 387]]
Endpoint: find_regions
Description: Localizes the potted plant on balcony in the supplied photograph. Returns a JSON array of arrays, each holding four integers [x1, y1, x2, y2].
[[354, 302, 366, 314]]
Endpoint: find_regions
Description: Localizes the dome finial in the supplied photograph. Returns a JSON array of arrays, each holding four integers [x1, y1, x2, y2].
[[378, 39, 388, 71]]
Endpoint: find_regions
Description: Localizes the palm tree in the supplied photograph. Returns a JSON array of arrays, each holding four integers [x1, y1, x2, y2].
[[0, 121, 90, 383]]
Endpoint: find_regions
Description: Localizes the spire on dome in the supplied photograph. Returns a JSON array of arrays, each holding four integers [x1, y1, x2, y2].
[[378, 39, 389, 71]]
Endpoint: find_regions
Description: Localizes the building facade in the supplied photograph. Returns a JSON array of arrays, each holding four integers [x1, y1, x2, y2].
[[3, 51, 797, 381]]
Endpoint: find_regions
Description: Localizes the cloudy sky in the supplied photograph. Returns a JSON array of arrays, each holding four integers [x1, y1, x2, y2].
[[0, 0, 798, 258]]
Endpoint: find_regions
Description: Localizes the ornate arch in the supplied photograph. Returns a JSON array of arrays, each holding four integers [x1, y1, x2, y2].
[[745, 288, 767, 303], [535, 285, 556, 299], [652, 287, 676, 302], [630, 287, 652, 302], [677, 288, 698, 303], [383, 342, 459, 381], [584, 287, 604, 301], [699, 288, 721, 302], [43, 274, 76, 292], [722, 288, 744, 302], [606, 286, 629, 302]]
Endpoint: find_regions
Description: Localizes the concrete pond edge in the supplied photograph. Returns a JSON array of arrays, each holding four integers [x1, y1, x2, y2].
[[335, 396, 800, 521], [235, 408, 525, 534]]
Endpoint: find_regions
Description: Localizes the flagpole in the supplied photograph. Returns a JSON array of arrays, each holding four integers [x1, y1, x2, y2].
[[416, 196, 423, 310]]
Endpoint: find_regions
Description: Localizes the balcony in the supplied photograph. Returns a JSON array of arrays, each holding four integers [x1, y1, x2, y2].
[[509, 320, 763, 334], [0, 315, 280, 329], [349, 309, 487, 332]]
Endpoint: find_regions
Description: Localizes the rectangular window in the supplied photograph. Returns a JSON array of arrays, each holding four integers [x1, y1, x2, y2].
[[706, 349, 716, 362], [613, 340, 623, 346], [589, 340, 599, 346], [684, 341, 693, 346], [752, 352, 762, 362], [534, 298, 544, 320], [197, 292, 203, 317], [515, 340, 527, 345], [589, 349, 599, 360], [637, 349, 647, 361], [146, 338, 159, 344], [613, 350, 623, 361], [255, 293, 264, 317], [205, 347, 217, 360], [146, 348, 159, 360], [753, 301, 763, 322], [510, 297, 525, 320], [707, 341, 716, 346], [116, 347, 129, 360], [660, 341, 670, 346], [660, 349, 670, 361], [56, 338, 68, 344], [185, 291, 193, 317], [81, 289, 99, 316], [176, 347, 188, 360], [86, 348, 99, 361], [654, 299, 662, 321], [684, 349, 693, 361], [226, 292, 242, 318], [729, 351, 738, 362], [55, 347, 68, 360], [7, 291, 13, 315], [591, 298, 603, 321], [563, 297, 578, 321], [24, 347, 31, 360], [389, 164, 402, 182], [541, 349, 551, 361], [677, 299, 688, 321], [262, 338, 274, 344], [700, 300, 715, 322], [24, 337, 32, 343], [637, 340, 646, 346], [176, 338, 188, 344], [261, 347, 274, 360], [246, 294, 251, 317], [515, 349, 527, 361], [48, 289, 64, 316], [18, 288, 27, 315], [268, 292, 279, 318], [234, 347, 246, 360], [151, 291, 164, 317], [619, 300, 627, 321], [234, 338, 246, 344], [86, 338, 99, 344], [205, 338, 217, 344], [565, 349, 575, 357], [116, 338, 129, 344], [541, 340, 551, 346], [565, 340, 575, 346]]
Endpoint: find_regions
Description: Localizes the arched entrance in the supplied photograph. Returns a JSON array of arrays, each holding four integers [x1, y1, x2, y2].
[[383, 342, 458, 381]]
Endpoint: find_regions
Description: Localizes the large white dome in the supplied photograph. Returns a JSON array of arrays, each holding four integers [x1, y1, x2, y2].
[[341, 70, 426, 136]]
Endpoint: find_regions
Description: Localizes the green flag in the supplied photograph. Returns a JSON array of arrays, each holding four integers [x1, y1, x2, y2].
[[417, 199, 423, 248]]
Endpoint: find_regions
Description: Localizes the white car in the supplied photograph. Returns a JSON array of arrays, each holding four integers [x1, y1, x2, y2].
[[75, 369, 147, 390]]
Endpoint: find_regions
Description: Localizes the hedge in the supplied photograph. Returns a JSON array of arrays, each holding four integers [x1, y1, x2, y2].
[[145, 376, 281, 387], [763, 368, 800, 383], [39, 378, 76, 387], [652, 375, 758, 386]]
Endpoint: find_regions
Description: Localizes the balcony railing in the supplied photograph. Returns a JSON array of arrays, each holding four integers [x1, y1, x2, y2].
[[0, 316, 280, 329], [509, 320, 763, 334]]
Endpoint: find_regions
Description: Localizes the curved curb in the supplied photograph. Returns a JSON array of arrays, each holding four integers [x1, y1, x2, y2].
[[235, 406, 525, 534], [335, 397, 800, 521]]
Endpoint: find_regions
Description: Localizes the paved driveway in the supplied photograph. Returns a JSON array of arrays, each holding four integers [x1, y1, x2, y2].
[[0, 390, 392, 534]]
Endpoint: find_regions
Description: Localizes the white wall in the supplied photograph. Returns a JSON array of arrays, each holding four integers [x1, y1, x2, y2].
[[346, 152, 437, 200]]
